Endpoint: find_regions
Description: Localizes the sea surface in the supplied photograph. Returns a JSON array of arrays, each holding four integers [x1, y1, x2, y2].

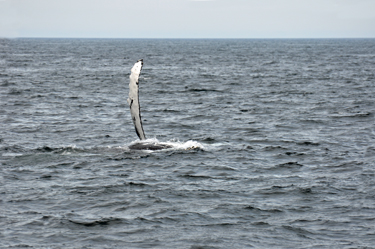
[[1, 38, 375, 248]]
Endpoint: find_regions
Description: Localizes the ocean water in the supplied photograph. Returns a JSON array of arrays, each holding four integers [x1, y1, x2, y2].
[[1, 38, 375, 248]]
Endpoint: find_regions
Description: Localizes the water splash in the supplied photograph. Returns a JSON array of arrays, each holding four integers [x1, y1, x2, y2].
[[127, 138, 204, 151]]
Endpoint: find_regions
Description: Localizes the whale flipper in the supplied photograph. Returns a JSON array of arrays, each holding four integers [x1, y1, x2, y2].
[[127, 59, 172, 151], [127, 59, 146, 140]]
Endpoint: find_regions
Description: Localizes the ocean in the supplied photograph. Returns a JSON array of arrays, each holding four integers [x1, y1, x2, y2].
[[1, 38, 375, 248]]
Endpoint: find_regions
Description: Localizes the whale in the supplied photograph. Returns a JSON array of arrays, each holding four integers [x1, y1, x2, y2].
[[127, 59, 172, 150]]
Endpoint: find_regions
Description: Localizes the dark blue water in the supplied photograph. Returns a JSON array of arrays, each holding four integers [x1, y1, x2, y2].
[[1, 38, 375, 248]]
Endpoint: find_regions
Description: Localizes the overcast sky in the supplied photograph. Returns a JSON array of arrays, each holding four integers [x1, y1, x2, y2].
[[1, 0, 375, 38]]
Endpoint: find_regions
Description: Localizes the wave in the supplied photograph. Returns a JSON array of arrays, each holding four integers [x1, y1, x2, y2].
[[1, 139, 205, 159]]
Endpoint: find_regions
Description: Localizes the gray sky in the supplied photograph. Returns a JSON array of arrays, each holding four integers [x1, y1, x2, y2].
[[1, 0, 375, 38]]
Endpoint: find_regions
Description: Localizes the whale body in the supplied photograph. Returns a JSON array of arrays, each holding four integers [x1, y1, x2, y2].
[[127, 59, 172, 150]]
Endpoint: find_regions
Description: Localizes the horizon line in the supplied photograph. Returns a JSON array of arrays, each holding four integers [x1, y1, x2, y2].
[[3, 36, 375, 40]]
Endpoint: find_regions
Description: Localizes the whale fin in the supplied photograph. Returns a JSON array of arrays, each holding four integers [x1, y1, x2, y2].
[[128, 59, 146, 140]]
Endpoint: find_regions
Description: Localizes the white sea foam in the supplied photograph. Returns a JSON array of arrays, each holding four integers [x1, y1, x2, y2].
[[165, 139, 204, 150], [128, 138, 204, 151]]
